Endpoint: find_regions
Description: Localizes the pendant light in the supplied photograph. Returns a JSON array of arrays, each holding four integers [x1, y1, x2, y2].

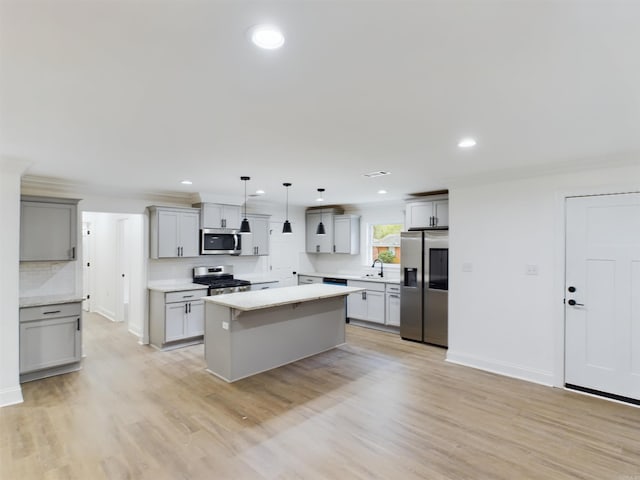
[[239, 176, 251, 234], [282, 182, 293, 234], [316, 188, 326, 235]]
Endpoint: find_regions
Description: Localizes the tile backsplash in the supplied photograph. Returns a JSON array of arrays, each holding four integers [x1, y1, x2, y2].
[[20, 262, 77, 298]]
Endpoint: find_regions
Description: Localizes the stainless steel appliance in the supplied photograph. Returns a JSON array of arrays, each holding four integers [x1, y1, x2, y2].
[[400, 230, 448, 347], [192, 265, 250, 295], [200, 229, 241, 255]]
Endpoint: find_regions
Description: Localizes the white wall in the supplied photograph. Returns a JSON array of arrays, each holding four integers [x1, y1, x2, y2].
[[447, 163, 640, 387], [307, 201, 405, 276], [0, 158, 29, 407]]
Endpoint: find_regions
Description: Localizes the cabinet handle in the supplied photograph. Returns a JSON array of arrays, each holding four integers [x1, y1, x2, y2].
[[182, 295, 194, 298], [188, 303, 191, 313], [362, 291, 367, 300], [43, 310, 61, 315], [333, 245, 336, 253], [185, 304, 188, 314], [316, 245, 320, 253], [222, 219, 226, 228], [389, 294, 399, 298], [177, 246, 181, 256], [71, 246, 76, 259], [434, 216, 438, 226], [77, 318, 81, 330]]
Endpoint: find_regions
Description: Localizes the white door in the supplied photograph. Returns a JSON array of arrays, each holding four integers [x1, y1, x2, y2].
[[82, 222, 92, 312], [565, 193, 640, 401], [269, 220, 297, 286], [115, 218, 130, 324]]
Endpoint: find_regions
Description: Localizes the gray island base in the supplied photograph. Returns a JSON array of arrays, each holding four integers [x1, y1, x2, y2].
[[203, 284, 364, 382]]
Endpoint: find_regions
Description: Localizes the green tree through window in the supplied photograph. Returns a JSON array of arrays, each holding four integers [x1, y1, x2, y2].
[[371, 224, 403, 264]]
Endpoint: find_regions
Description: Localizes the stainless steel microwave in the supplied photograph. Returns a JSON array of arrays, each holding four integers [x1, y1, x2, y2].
[[200, 228, 241, 255]]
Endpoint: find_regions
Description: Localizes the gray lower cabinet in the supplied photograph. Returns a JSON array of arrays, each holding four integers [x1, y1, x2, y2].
[[346, 280, 385, 324], [385, 284, 401, 327], [150, 288, 207, 349], [297, 275, 322, 285], [19, 302, 82, 382]]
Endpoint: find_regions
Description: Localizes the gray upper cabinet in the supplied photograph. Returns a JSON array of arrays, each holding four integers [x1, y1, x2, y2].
[[20, 196, 79, 262], [306, 209, 359, 254], [149, 206, 200, 259], [305, 210, 336, 253], [333, 215, 360, 254], [196, 203, 242, 229], [240, 214, 270, 256], [405, 199, 449, 229]]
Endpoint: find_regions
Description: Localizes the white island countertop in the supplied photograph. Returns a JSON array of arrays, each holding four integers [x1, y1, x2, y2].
[[203, 284, 363, 312]]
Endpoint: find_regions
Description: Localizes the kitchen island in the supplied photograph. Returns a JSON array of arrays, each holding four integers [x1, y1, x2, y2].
[[203, 284, 363, 382]]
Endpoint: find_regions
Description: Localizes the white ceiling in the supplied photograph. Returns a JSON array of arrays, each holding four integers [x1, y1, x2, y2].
[[2, 0, 639, 207]]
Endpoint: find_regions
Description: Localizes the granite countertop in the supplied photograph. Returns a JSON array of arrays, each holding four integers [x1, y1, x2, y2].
[[20, 295, 85, 308], [148, 282, 209, 293], [203, 284, 364, 312], [298, 271, 400, 285]]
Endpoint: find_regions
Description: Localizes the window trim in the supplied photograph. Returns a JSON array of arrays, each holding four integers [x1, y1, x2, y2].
[[366, 222, 402, 269]]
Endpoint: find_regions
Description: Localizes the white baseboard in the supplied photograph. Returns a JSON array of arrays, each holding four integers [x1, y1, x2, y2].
[[94, 306, 115, 322], [0, 385, 23, 408], [446, 350, 555, 387]]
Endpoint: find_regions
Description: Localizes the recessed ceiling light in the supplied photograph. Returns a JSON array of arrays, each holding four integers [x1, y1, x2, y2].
[[250, 25, 285, 50], [458, 138, 477, 148], [255, 189, 265, 195], [378, 190, 387, 195], [181, 180, 193, 185]]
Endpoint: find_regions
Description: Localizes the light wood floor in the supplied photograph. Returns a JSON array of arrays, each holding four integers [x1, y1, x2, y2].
[[2, 313, 640, 479]]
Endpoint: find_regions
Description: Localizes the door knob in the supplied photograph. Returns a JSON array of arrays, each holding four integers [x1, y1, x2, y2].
[[568, 299, 584, 306], [568, 286, 576, 293]]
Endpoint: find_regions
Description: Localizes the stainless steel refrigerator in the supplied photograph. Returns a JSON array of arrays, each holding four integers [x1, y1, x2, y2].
[[400, 230, 448, 347]]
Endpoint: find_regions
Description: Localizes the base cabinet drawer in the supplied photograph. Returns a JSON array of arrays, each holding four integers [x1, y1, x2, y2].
[[20, 316, 81, 374]]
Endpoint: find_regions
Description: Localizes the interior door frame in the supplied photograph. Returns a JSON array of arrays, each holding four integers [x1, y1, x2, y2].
[[553, 185, 640, 389]]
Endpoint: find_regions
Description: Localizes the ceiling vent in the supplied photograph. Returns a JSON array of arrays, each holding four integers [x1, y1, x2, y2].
[[363, 171, 391, 178]]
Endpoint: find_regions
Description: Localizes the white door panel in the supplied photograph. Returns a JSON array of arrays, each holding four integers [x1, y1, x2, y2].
[[565, 193, 640, 400]]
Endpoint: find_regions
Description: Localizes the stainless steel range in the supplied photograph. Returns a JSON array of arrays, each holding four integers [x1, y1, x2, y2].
[[192, 265, 251, 295]]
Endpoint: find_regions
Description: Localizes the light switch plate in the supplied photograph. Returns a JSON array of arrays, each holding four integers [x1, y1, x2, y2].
[[526, 264, 539, 276], [222, 321, 229, 330]]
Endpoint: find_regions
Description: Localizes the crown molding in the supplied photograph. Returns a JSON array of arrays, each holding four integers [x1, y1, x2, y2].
[[20, 175, 199, 205], [443, 150, 640, 188]]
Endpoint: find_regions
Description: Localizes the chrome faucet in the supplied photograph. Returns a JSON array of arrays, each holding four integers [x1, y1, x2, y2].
[[372, 258, 384, 278]]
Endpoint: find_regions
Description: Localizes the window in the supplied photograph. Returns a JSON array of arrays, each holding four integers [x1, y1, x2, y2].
[[370, 223, 403, 265]]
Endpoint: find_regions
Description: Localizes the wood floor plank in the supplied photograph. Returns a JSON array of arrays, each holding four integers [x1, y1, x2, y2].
[[2, 312, 640, 479]]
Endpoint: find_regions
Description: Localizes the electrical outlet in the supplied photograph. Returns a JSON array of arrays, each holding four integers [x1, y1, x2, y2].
[[526, 264, 539, 276]]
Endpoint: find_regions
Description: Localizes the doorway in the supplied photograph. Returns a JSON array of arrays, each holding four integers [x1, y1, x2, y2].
[[82, 212, 145, 340], [565, 192, 640, 403]]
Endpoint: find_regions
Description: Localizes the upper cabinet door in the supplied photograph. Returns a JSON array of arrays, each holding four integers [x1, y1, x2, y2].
[[223, 205, 242, 230], [306, 211, 334, 253], [433, 200, 449, 228], [157, 210, 180, 258], [333, 215, 360, 254], [179, 211, 200, 257], [20, 200, 78, 261], [240, 214, 270, 256]]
